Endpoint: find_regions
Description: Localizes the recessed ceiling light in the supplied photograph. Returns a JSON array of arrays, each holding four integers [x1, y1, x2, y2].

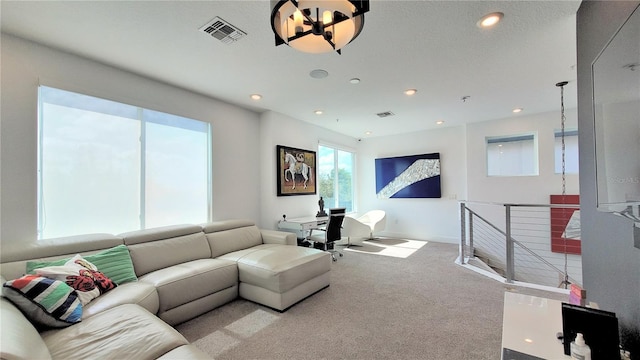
[[436, 120, 444, 125], [404, 89, 417, 96], [478, 12, 504, 28], [309, 69, 329, 79], [250, 94, 262, 100], [376, 111, 395, 118], [365, 131, 372, 135], [513, 108, 523, 113], [349, 78, 361, 84], [314, 110, 323, 115]]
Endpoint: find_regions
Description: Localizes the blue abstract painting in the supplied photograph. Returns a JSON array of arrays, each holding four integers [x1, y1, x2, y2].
[[375, 153, 441, 198]]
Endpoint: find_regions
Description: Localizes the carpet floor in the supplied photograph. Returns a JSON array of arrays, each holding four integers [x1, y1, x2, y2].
[[175, 238, 566, 360]]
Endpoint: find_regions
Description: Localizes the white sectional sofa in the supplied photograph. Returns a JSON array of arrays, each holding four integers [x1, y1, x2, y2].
[[0, 219, 331, 360]]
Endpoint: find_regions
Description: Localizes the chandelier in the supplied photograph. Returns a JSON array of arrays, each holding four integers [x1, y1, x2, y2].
[[270, 0, 370, 54]]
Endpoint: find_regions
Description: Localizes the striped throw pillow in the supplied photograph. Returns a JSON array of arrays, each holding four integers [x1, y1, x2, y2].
[[2, 275, 82, 328]]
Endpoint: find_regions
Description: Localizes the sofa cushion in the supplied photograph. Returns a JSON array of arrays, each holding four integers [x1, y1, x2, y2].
[[26, 244, 138, 285], [122, 225, 212, 277], [205, 224, 263, 258], [2, 275, 83, 328], [139, 258, 237, 312], [121, 224, 203, 245], [214, 244, 280, 262], [0, 297, 53, 360], [82, 281, 159, 319], [41, 304, 189, 360], [201, 219, 255, 233]]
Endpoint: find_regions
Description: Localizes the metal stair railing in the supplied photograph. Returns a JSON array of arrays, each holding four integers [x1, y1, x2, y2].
[[459, 201, 582, 289]]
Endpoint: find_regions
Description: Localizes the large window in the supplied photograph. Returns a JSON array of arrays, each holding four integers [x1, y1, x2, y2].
[[486, 133, 539, 176], [318, 144, 355, 213], [37, 86, 212, 239], [554, 129, 579, 174]]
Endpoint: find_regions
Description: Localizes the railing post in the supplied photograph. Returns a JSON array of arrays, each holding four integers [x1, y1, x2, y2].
[[505, 204, 515, 283], [469, 212, 474, 258], [460, 202, 466, 264]]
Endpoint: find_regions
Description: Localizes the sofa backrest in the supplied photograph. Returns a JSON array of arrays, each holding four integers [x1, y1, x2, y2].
[[202, 220, 263, 258], [120, 224, 211, 277], [0, 234, 122, 281]]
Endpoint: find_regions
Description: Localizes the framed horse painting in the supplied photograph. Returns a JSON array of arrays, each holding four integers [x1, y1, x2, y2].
[[277, 145, 317, 196]]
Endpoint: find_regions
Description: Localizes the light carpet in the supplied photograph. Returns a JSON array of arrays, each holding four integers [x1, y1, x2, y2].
[[342, 237, 428, 258], [175, 240, 567, 360]]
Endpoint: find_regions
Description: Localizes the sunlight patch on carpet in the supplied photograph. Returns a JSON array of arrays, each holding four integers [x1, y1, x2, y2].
[[193, 330, 240, 358], [344, 238, 428, 258], [193, 309, 280, 357], [225, 309, 280, 338]]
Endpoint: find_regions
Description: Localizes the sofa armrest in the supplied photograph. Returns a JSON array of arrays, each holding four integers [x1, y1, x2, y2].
[[260, 230, 297, 246], [1, 297, 53, 360]]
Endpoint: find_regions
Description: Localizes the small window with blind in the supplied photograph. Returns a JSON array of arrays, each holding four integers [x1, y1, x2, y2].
[[486, 133, 539, 176]]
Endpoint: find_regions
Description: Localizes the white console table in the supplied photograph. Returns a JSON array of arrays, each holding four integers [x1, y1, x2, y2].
[[501, 292, 572, 359]]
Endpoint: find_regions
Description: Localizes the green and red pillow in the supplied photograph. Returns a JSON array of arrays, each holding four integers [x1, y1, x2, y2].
[[26, 244, 138, 285]]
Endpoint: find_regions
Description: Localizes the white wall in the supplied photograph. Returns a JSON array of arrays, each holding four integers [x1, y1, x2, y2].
[[354, 110, 579, 244], [1, 34, 261, 246], [464, 109, 579, 234], [467, 108, 579, 204], [258, 111, 358, 230], [356, 126, 468, 243]]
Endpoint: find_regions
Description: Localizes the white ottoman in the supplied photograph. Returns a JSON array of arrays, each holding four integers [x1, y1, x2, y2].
[[219, 245, 331, 311]]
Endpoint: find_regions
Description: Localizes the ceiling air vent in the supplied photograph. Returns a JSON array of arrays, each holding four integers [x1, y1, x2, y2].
[[199, 17, 246, 44], [376, 111, 395, 118]]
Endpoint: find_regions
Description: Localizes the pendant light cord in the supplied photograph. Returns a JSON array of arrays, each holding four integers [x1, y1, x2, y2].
[[561, 84, 566, 197], [556, 81, 570, 289]]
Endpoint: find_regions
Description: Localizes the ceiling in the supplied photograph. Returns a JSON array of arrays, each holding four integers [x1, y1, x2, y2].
[[0, 0, 581, 139]]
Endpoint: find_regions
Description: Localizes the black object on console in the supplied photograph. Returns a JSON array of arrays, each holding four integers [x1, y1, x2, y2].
[[561, 302, 619, 360]]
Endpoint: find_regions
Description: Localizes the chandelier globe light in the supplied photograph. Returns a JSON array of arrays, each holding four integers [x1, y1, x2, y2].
[[270, 0, 370, 54]]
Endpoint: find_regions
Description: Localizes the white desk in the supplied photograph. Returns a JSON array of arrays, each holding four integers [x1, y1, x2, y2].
[[277, 216, 328, 239], [501, 292, 571, 359], [278, 216, 328, 231]]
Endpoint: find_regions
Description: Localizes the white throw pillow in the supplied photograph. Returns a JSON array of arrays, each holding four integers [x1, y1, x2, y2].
[[35, 255, 116, 305]]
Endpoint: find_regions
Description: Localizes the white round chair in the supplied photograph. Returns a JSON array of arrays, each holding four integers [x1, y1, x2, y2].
[[340, 210, 386, 247]]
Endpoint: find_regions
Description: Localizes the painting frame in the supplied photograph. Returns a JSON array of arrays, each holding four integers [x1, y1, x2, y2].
[[276, 145, 317, 196]]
